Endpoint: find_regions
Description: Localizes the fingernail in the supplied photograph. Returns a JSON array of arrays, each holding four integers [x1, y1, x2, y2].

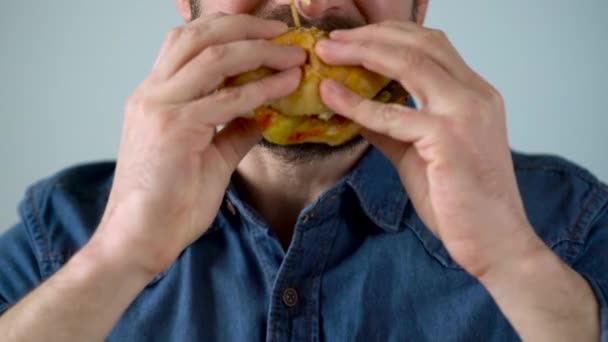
[[323, 79, 348, 96], [288, 46, 306, 58], [329, 30, 348, 39], [316, 39, 343, 51]]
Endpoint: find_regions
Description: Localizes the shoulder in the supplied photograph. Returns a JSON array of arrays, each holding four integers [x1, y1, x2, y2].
[[512, 151, 608, 262], [17, 161, 116, 278]]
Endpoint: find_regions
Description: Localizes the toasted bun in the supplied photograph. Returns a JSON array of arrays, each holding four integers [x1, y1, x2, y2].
[[225, 27, 408, 146]]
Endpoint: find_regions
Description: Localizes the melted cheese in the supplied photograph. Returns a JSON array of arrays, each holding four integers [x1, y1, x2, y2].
[[255, 106, 362, 146]]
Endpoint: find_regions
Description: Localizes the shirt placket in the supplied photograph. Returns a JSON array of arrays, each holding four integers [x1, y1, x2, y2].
[[261, 192, 343, 342]]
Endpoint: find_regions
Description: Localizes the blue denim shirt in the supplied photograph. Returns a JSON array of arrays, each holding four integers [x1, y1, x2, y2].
[[1, 147, 607, 341]]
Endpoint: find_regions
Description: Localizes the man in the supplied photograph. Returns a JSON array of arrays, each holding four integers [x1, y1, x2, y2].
[[0, 0, 606, 341]]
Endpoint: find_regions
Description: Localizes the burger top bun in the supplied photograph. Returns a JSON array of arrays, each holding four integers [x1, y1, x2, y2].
[[227, 27, 392, 117]]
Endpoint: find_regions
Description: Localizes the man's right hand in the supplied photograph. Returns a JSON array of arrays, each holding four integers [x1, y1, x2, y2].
[[0, 14, 305, 342], [93, 13, 305, 277]]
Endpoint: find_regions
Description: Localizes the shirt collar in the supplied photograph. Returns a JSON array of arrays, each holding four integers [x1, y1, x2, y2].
[[343, 95, 416, 232], [345, 147, 409, 232], [226, 146, 409, 233]]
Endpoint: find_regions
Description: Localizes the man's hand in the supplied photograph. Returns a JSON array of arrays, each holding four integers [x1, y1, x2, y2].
[[0, 14, 306, 342], [94, 14, 306, 277], [315, 21, 600, 341], [316, 20, 537, 279]]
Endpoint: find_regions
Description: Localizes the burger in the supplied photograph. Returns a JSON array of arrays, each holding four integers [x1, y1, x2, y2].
[[224, 27, 409, 146]]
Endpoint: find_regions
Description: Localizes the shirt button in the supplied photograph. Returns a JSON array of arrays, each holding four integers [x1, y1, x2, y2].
[[282, 288, 298, 308]]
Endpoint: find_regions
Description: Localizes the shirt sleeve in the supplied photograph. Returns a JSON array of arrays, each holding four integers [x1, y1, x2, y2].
[[0, 222, 43, 315], [573, 203, 608, 342]]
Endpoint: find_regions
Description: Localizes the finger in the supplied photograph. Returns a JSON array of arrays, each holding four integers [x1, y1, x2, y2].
[[362, 128, 433, 220], [168, 40, 306, 103], [320, 79, 438, 143], [212, 118, 261, 172], [315, 39, 463, 107], [399, 147, 439, 232], [183, 67, 302, 126], [361, 129, 409, 165], [330, 20, 418, 39], [330, 23, 475, 87], [154, 12, 227, 72], [154, 14, 289, 79]]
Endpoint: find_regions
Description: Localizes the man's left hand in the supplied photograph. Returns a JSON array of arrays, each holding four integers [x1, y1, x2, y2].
[[315, 21, 544, 278], [315, 20, 601, 342]]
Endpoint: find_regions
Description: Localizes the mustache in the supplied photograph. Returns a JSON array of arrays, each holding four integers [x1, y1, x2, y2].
[[252, 4, 366, 31]]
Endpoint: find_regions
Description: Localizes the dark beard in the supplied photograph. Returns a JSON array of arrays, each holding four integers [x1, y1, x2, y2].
[[189, 1, 200, 18], [258, 135, 367, 164]]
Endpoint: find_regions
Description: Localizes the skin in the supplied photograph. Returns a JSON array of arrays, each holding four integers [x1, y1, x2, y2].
[[0, 1, 600, 341]]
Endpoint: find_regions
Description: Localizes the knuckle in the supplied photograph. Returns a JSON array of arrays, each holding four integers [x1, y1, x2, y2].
[[152, 104, 183, 128], [150, 113, 177, 137], [415, 29, 444, 46], [126, 96, 172, 133], [433, 117, 456, 138], [486, 86, 504, 108], [203, 44, 228, 63], [350, 96, 368, 116], [397, 47, 425, 71], [465, 94, 493, 114], [148, 67, 168, 82], [347, 97, 370, 123], [378, 103, 402, 123], [126, 93, 151, 115], [126, 85, 169, 118], [357, 40, 375, 51], [165, 27, 182, 44], [212, 87, 245, 105], [187, 55, 208, 75], [197, 23, 212, 36], [453, 115, 476, 135], [354, 40, 376, 52], [380, 105, 405, 135], [258, 77, 288, 102], [430, 29, 448, 41], [180, 25, 202, 42]]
